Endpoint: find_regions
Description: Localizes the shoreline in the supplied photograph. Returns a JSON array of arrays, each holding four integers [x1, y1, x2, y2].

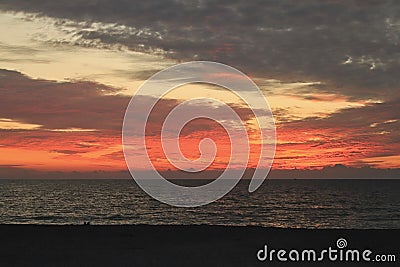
[[0, 225, 398, 266]]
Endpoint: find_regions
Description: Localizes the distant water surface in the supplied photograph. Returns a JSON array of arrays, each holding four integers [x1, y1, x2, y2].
[[0, 179, 399, 229]]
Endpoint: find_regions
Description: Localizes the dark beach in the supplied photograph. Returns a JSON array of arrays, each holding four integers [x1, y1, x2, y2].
[[0, 225, 398, 267]]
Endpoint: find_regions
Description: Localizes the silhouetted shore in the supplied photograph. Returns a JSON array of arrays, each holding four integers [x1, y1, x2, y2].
[[0, 225, 398, 266]]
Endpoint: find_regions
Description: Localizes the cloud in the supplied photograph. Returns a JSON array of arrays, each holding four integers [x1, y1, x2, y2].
[[0, 69, 128, 130], [276, 99, 400, 168], [283, 99, 399, 133], [0, 69, 260, 134], [1, 0, 400, 101], [1, 68, 398, 170], [0, 70, 262, 171]]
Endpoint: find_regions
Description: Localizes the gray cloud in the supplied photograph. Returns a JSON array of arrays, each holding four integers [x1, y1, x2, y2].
[[0, 69, 128, 130], [1, 0, 400, 101], [0, 69, 255, 133], [280, 98, 400, 159]]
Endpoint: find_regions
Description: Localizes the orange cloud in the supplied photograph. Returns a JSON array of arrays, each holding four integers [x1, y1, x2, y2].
[[0, 70, 398, 174]]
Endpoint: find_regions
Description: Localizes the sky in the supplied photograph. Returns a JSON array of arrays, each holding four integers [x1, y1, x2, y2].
[[0, 0, 399, 177]]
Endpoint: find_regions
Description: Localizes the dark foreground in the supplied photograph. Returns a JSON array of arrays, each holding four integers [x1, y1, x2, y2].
[[0, 225, 398, 267]]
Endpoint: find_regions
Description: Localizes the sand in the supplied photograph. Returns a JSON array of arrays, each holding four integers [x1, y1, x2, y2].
[[0, 225, 398, 266]]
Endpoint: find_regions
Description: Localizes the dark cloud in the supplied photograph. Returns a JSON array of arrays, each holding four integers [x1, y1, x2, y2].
[[1, 165, 399, 179], [283, 100, 399, 131], [1, 0, 400, 100], [0, 69, 256, 134], [0, 69, 129, 130], [50, 149, 82, 155], [279, 98, 400, 160], [0, 166, 131, 179]]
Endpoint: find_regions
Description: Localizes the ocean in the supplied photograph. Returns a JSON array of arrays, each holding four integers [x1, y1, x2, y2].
[[0, 179, 399, 229]]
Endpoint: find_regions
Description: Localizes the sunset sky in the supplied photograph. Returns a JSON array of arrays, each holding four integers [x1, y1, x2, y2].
[[0, 0, 399, 177]]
